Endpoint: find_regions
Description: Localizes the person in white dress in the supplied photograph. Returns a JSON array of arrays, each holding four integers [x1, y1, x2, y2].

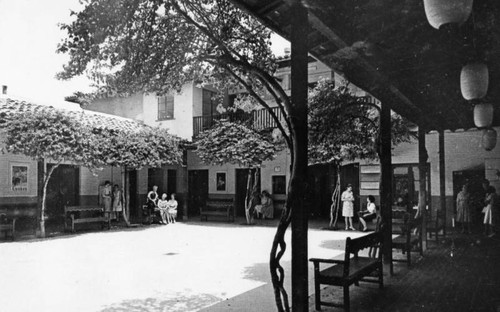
[[341, 184, 355, 230]]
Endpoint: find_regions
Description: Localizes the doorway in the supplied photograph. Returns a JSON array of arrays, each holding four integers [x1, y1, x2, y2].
[[45, 164, 79, 223], [188, 170, 208, 217], [128, 170, 139, 218], [340, 163, 360, 213]]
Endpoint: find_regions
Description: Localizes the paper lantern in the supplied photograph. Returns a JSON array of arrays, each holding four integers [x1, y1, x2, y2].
[[482, 128, 497, 151], [461, 62, 489, 100], [424, 0, 473, 29], [474, 103, 494, 128]]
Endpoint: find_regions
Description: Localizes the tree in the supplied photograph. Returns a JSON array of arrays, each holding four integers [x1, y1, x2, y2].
[[1, 107, 182, 237], [57, 1, 304, 310], [196, 120, 278, 224], [308, 80, 414, 228]]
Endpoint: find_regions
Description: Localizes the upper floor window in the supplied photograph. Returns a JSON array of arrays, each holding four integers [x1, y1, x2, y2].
[[202, 89, 218, 116], [158, 95, 174, 120]]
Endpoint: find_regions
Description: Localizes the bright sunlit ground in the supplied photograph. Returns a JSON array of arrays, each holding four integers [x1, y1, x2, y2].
[[0, 220, 364, 312]]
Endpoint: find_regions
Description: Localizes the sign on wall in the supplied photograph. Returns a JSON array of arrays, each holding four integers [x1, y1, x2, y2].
[[11, 163, 29, 192], [216, 172, 226, 191]]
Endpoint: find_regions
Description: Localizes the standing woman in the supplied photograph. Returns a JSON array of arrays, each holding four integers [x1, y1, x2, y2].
[[341, 184, 356, 230], [112, 184, 123, 222], [456, 184, 471, 233], [101, 181, 113, 219]]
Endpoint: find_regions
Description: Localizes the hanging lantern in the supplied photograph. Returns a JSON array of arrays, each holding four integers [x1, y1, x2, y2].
[[474, 103, 494, 128], [482, 128, 497, 151], [423, 0, 473, 29], [461, 62, 489, 100]]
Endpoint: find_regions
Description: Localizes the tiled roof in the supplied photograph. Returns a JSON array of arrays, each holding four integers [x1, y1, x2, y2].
[[0, 95, 145, 132]]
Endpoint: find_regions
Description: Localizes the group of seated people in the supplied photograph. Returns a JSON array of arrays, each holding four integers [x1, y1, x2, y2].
[[146, 185, 178, 224]]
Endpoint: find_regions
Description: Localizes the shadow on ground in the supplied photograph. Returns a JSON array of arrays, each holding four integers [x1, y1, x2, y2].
[[99, 293, 220, 312]]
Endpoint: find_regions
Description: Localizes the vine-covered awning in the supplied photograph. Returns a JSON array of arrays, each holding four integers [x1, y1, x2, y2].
[[0, 96, 144, 132], [231, 0, 500, 131]]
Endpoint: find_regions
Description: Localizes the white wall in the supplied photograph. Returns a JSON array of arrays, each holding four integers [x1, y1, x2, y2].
[[360, 126, 500, 196], [144, 84, 196, 140]]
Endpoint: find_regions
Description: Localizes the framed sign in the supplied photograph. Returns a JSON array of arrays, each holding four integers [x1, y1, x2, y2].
[[11, 163, 29, 192], [216, 172, 226, 191]]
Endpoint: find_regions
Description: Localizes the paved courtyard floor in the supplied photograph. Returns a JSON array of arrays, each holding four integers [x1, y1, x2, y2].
[[0, 220, 360, 312]]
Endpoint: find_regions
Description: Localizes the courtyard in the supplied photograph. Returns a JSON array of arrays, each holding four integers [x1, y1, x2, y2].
[[0, 220, 359, 312]]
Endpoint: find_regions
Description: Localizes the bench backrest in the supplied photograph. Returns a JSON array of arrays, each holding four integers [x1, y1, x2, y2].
[[343, 231, 383, 276], [64, 206, 103, 213], [0, 208, 37, 218], [205, 198, 234, 209]]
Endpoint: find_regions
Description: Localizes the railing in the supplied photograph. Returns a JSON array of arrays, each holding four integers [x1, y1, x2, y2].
[[192, 95, 376, 137], [193, 107, 285, 137]]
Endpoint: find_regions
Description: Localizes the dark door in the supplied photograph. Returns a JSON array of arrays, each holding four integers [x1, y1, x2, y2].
[[188, 170, 208, 217], [235, 169, 261, 217], [148, 168, 165, 194], [45, 164, 79, 221], [167, 169, 177, 195], [128, 170, 139, 218], [307, 164, 336, 218]]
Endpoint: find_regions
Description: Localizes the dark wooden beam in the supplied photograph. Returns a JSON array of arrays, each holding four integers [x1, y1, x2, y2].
[[379, 100, 393, 271], [290, 1, 309, 311], [418, 128, 428, 252], [439, 130, 446, 238]]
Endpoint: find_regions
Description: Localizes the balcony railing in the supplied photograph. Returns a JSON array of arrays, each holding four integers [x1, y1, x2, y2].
[[193, 107, 284, 137]]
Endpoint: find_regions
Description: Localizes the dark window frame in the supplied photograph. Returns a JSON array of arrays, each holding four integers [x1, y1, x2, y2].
[[158, 94, 175, 120]]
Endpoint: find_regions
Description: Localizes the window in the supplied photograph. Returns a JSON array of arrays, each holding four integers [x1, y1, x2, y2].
[[272, 175, 286, 195], [202, 89, 217, 116], [158, 95, 174, 120]]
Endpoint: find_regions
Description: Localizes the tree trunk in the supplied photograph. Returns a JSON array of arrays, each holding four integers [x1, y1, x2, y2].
[[329, 171, 341, 228], [40, 161, 60, 238], [244, 168, 260, 225], [121, 168, 132, 227]]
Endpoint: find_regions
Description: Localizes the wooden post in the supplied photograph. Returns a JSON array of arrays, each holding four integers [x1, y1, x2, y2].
[[290, 1, 309, 310], [439, 130, 446, 238], [379, 101, 393, 265], [419, 128, 428, 252]]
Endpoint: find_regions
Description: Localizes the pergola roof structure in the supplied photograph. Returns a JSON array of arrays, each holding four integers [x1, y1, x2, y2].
[[0, 96, 145, 132], [231, 0, 500, 131]]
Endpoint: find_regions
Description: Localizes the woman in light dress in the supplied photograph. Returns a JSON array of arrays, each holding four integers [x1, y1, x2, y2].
[[456, 184, 471, 234], [112, 184, 123, 221], [157, 193, 169, 225], [167, 193, 178, 224], [341, 184, 355, 231]]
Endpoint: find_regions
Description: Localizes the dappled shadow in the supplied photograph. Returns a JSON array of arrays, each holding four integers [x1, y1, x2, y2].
[[241, 259, 291, 283], [99, 293, 220, 312]]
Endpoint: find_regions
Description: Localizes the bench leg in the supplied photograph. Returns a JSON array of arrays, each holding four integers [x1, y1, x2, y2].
[[314, 277, 321, 311], [343, 285, 350, 312], [379, 263, 384, 289]]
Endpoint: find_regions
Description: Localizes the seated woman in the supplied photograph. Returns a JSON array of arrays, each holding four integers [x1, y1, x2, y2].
[[166, 193, 178, 224], [157, 193, 169, 225], [358, 195, 377, 231], [254, 190, 274, 220]]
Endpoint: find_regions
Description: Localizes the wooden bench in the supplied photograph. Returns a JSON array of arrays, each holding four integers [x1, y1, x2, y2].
[[0, 208, 37, 240], [64, 206, 111, 233], [391, 214, 423, 273], [310, 231, 384, 311], [199, 198, 234, 222]]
